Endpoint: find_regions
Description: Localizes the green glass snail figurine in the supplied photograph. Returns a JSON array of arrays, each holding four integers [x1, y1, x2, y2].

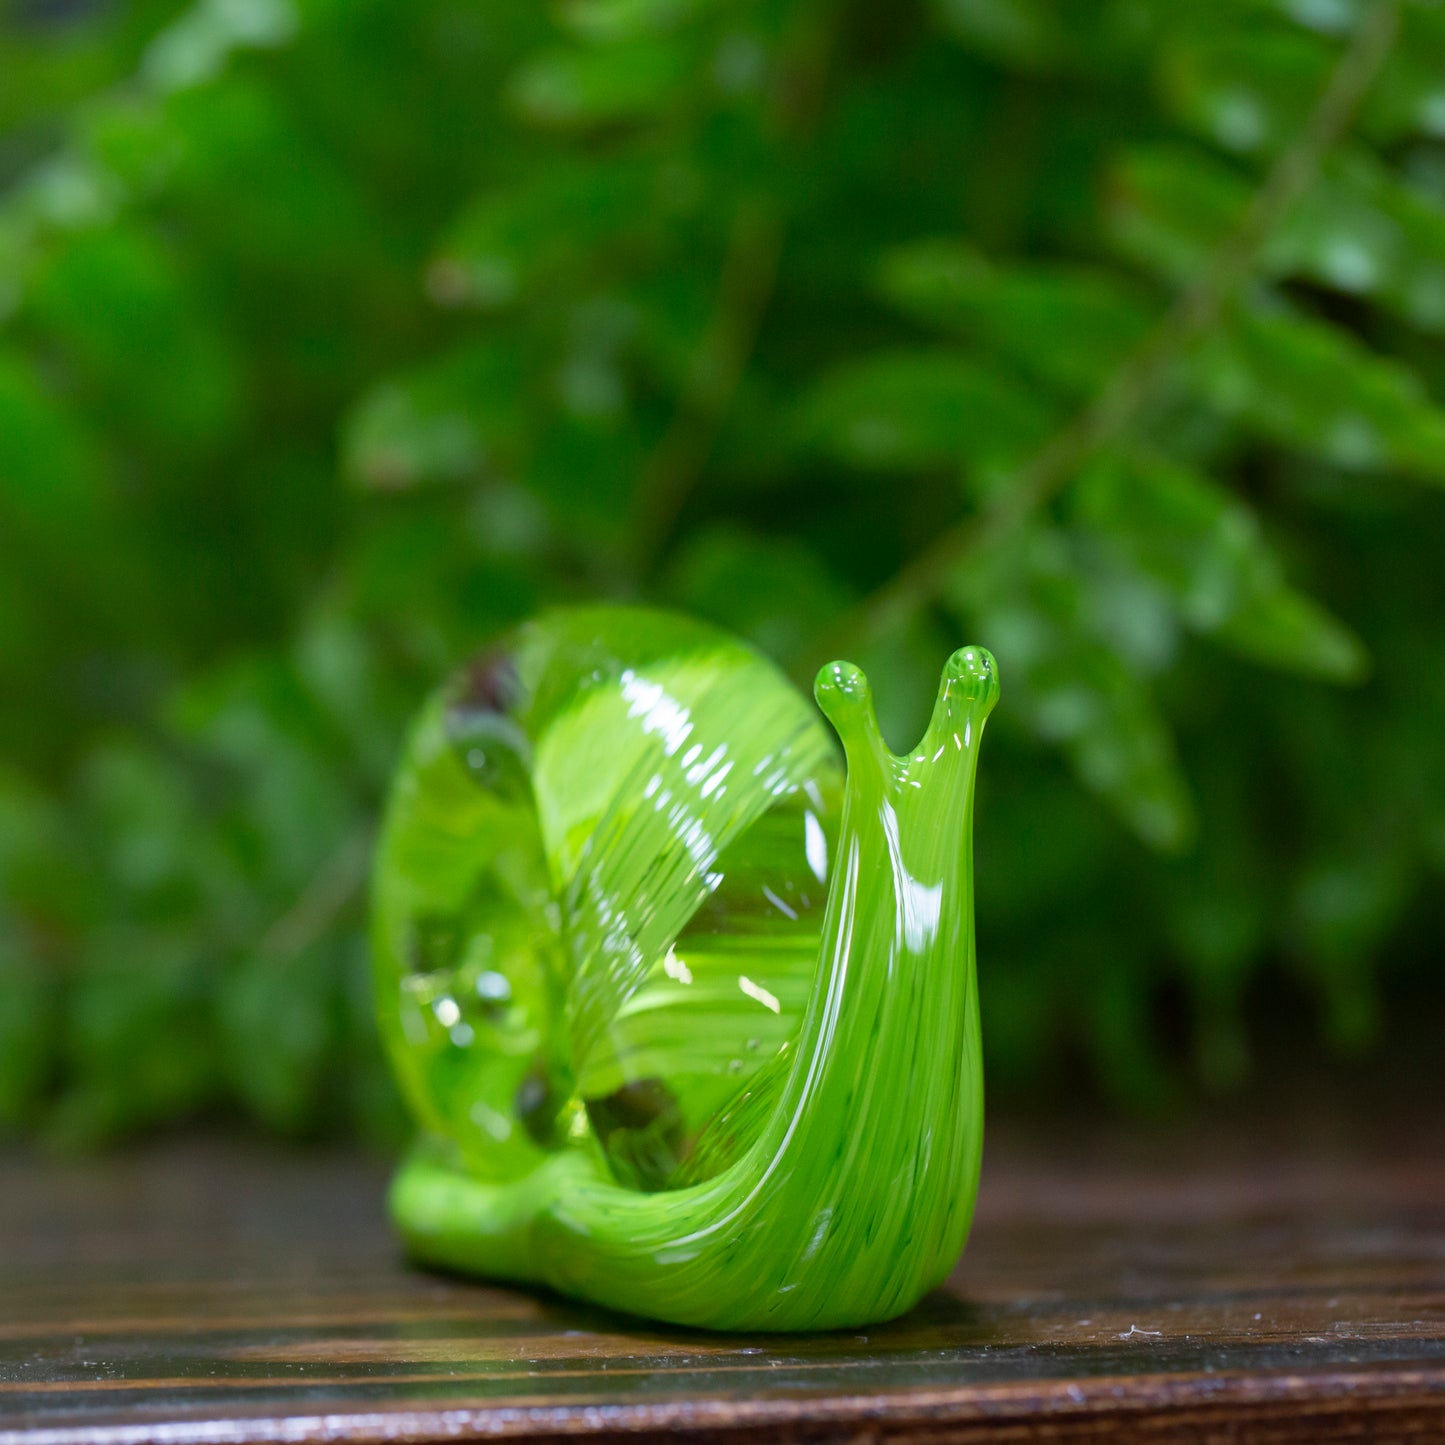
[[373, 606, 998, 1331]]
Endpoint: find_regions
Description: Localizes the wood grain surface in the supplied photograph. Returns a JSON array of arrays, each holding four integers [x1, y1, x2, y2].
[[1, 1118, 1442, 1443]]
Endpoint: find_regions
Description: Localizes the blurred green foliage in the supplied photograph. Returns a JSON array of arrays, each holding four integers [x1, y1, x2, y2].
[[1, 0, 1442, 1147]]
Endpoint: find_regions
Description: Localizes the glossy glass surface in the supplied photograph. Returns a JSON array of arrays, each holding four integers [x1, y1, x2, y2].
[[374, 606, 998, 1330]]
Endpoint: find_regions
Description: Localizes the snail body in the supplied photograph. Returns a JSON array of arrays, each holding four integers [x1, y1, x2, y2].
[[374, 606, 998, 1330]]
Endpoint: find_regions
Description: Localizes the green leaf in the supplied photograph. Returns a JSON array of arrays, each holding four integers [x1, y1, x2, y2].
[[1021, 638, 1195, 852], [293, 609, 404, 784], [1159, 784, 1271, 1092], [525, 413, 645, 547], [0, 350, 107, 539], [1161, 20, 1333, 155], [0, 767, 85, 931], [343, 344, 526, 490], [168, 661, 357, 888], [1284, 151, 1445, 330], [797, 347, 1052, 485], [28, 224, 241, 449], [0, 216, 32, 323], [7, 150, 123, 233], [554, 0, 721, 42], [1072, 452, 1368, 681], [0, 946, 52, 1132], [51, 929, 219, 1149], [162, 77, 378, 276], [1365, 5, 1445, 143], [1211, 587, 1368, 681], [79, 92, 183, 199], [1249, 0, 1364, 36], [929, 0, 1153, 75], [430, 157, 687, 308], [952, 528, 1196, 851], [878, 240, 1153, 394], [142, 0, 300, 94], [507, 37, 696, 126], [1085, 949, 1182, 1111], [338, 933, 408, 1148], [1106, 141, 1252, 281], [1290, 851, 1410, 968], [1109, 142, 1445, 332], [1161, 6, 1445, 152], [661, 526, 853, 676], [1190, 302, 1445, 480], [1288, 850, 1412, 1052], [75, 739, 238, 926], [218, 941, 339, 1135], [930, 0, 1069, 68], [0, 349, 156, 634], [6, 0, 1445, 1136]]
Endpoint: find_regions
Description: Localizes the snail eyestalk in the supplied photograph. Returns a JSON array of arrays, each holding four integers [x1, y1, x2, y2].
[[374, 608, 998, 1331]]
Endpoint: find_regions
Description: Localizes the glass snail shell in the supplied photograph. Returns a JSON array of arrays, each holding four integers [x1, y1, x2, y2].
[[373, 606, 998, 1331]]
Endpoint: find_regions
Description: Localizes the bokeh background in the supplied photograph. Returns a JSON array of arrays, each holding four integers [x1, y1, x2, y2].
[[1, 0, 1441, 1150]]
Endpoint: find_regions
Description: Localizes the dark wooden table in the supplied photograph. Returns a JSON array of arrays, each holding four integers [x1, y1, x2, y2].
[[2, 1118, 1443, 1443]]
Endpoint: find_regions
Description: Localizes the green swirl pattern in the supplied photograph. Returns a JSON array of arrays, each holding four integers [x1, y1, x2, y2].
[[374, 606, 998, 1330]]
